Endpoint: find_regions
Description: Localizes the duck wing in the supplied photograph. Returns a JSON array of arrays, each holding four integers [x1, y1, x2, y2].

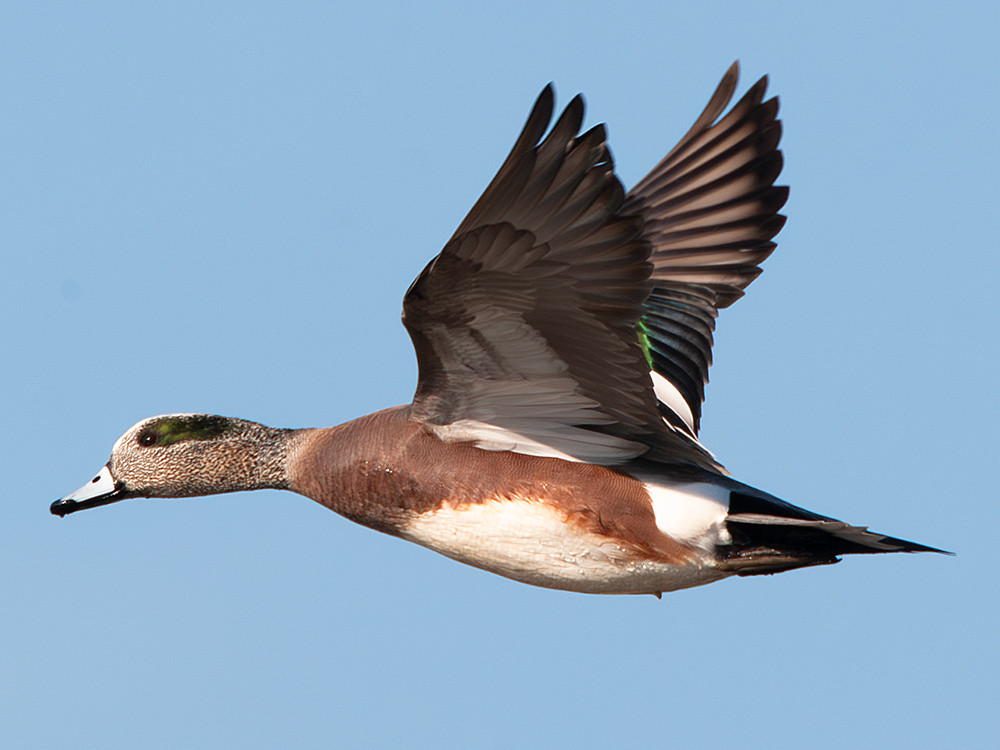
[[627, 62, 788, 437], [403, 65, 786, 470], [404, 84, 718, 467]]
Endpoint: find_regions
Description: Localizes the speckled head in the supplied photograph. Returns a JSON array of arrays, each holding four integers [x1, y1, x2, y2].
[[51, 414, 294, 516]]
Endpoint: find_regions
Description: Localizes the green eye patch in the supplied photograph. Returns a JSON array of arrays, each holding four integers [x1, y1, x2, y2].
[[139, 415, 231, 447]]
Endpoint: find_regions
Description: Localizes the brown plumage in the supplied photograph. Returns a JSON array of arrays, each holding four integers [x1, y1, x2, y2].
[[288, 406, 697, 565]]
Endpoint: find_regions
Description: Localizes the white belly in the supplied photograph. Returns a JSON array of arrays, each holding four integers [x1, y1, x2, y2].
[[400, 497, 730, 595]]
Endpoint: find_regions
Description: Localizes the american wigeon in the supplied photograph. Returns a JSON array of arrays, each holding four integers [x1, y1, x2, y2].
[[52, 64, 944, 596]]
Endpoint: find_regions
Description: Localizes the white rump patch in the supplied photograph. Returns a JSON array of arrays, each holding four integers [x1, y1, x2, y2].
[[634, 478, 732, 550]]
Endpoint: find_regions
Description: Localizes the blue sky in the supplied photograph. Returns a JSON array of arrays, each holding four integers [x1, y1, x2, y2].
[[3, 1, 997, 747]]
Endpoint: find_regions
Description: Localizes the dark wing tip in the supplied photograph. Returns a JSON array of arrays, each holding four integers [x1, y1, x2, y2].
[[520, 84, 557, 150], [536, 83, 555, 115], [719, 61, 741, 99], [553, 93, 586, 139]]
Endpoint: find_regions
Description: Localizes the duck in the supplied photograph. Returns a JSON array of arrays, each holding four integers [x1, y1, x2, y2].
[[51, 63, 944, 596]]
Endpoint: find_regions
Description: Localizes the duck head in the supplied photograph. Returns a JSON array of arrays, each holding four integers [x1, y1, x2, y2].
[[51, 414, 292, 516]]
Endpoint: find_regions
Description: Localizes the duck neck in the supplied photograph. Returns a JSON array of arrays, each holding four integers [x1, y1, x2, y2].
[[213, 420, 297, 494]]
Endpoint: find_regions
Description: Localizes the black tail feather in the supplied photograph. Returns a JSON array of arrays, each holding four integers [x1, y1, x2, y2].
[[717, 491, 949, 576]]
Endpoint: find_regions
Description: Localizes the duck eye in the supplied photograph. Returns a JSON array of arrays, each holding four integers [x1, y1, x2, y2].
[[138, 432, 158, 447]]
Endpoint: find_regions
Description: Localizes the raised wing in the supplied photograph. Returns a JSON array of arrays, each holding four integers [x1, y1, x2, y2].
[[626, 62, 788, 436], [403, 85, 719, 469]]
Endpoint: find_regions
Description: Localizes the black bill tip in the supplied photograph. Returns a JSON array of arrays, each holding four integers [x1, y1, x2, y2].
[[50, 487, 127, 517], [50, 498, 75, 517]]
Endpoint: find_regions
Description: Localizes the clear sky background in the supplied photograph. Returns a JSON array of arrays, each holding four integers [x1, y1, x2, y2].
[[3, 2, 997, 748]]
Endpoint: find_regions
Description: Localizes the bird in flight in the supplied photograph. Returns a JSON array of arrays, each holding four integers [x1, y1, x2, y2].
[[52, 63, 944, 596]]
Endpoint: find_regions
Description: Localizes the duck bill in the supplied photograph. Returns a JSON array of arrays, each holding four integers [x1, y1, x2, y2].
[[51, 464, 128, 517]]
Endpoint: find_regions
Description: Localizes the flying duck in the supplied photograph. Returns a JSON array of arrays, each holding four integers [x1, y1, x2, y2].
[[52, 63, 944, 596]]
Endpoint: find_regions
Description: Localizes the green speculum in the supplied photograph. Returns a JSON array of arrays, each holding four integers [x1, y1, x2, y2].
[[636, 320, 655, 370]]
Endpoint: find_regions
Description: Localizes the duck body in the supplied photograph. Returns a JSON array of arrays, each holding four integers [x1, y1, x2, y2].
[[284, 405, 934, 595], [52, 64, 944, 595], [288, 406, 722, 594]]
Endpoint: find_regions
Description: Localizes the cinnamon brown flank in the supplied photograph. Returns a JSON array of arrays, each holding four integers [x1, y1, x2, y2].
[[288, 406, 696, 564]]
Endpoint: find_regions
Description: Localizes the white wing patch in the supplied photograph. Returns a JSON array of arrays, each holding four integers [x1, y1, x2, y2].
[[650, 371, 695, 433], [428, 419, 643, 463]]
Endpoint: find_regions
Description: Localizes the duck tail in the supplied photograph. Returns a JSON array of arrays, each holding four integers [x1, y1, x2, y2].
[[716, 490, 949, 577]]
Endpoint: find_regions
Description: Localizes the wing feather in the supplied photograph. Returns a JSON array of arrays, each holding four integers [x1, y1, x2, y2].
[[627, 63, 788, 435]]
